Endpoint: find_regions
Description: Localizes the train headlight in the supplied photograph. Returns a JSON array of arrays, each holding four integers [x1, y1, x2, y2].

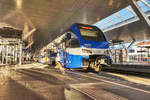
[[82, 49, 92, 54]]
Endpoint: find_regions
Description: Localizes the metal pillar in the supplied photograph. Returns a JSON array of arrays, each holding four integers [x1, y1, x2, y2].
[[19, 40, 22, 65], [6, 45, 8, 64], [2, 45, 4, 64], [12, 45, 15, 64], [15, 45, 17, 64], [132, 0, 150, 26], [0, 46, 1, 64]]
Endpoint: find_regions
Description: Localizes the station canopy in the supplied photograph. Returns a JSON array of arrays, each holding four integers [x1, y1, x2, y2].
[[94, 0, 150, 32]]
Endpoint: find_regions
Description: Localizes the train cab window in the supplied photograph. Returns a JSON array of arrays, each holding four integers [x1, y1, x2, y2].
[[79, 25, 106, 41]]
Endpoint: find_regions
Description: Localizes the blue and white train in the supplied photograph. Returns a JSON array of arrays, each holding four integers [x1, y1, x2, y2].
[[54, 23, 111, 72]]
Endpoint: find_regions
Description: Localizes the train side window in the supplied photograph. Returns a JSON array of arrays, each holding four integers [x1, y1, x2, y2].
[[70, 38, 80, 48], [64, 33, 71, 48], [65, 32, 80, 48], [65, 40, 70, 48]]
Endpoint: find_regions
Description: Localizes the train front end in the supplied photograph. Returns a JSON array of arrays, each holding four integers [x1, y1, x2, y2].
[[73, 24, 112, 72]]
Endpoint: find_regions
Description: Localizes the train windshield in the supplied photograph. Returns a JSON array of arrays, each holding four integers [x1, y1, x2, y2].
[[79, 25, 106, 41]]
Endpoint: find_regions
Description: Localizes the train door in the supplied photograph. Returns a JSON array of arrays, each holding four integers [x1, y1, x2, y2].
[[58, 32, 71, 67], [59, 44, 66, 66], [59, 32, 71, 66], [65, 32, 80, 68], [64, 33, 72, 68]]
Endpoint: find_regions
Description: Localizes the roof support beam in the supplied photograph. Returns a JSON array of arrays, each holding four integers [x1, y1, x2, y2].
[[126, 0, 150, 38], [103, 1, 150, 33], [141, 0, 150, 8], [129, 0, 150, 26], [22, 28, 36, 40], [146, 12, 150, 16], [25, 41, 34, 49]]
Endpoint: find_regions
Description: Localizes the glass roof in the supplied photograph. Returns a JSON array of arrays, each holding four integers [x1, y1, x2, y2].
[[94, 6, 136, 30], [94, 0, 150, 31], [137, 0, 150, 13]]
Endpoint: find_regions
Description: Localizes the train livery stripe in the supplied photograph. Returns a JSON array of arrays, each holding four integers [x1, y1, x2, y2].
[[66, 47, 107, 56]]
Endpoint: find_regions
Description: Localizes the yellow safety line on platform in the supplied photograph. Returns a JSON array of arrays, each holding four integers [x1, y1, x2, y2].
[[107, 72, 150, 86]]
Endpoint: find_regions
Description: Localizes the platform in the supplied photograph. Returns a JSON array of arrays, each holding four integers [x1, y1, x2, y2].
[[103, 62, 150, 74], [0, 63, 150, 100], [113, 62, 150, 66]]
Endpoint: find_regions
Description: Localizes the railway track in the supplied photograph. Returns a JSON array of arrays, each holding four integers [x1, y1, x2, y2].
[[65, 70, 150, 100], [1, 64, 150, 100]]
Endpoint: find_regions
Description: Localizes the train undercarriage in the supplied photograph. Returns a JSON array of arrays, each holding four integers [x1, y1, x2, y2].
[[83, 55, 112, 72]]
